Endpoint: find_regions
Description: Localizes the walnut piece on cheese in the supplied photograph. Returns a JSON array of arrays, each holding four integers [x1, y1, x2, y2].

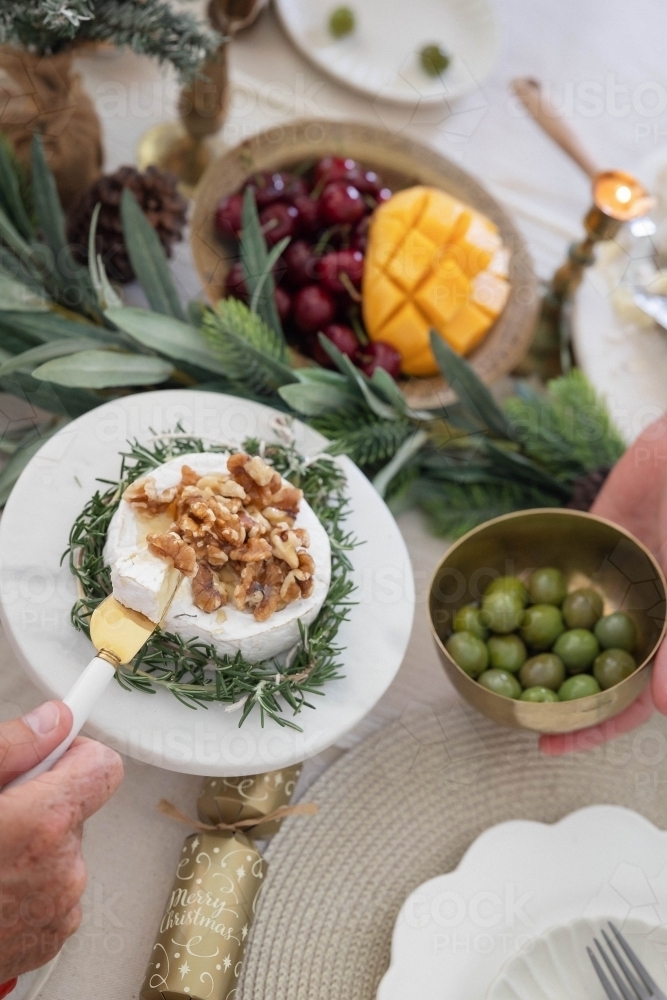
[[124, 452, 316, 622], [146, 530, 197, 577]]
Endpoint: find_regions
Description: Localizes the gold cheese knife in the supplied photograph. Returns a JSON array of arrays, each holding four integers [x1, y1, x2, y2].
[[5, 578, 181, 789]]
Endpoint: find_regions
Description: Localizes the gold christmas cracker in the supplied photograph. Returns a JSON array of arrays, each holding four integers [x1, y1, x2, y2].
[[140, 830, 266, 1000], [197, 764, 302, 839], [141, 767, 307, 999]]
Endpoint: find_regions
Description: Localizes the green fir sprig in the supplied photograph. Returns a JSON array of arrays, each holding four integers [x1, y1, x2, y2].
[[64, 433, 356, 729], [0, 0, 219, 80], [0, 130, 627, 538]]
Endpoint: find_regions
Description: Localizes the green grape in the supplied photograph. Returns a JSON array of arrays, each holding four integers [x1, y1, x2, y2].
[[520, 686, 560, 703], [453, 604, 488, 641], [420, 44, 451, 76], [329, 6, 355, 38], [528, 567, 567, 606]]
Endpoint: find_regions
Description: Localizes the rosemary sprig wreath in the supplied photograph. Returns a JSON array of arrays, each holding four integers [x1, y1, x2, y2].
[[64, 431, 356, 729]]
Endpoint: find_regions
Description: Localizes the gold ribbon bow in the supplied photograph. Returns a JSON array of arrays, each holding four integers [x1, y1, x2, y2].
[[157, 798, 318, 831]]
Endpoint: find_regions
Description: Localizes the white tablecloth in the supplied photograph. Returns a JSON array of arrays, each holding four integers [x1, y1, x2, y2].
[[3, 2, 667, 995]]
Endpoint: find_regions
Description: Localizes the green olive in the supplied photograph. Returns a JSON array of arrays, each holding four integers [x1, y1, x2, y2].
[[487, 634, 527, 674], [558, 674, 601, 701], [520, 604, 565, 650], [520, 686, 560, 703], [562, 588, 604, 630], [593, 648, 637, 689], [594, 612, 637, 653], [445, 631, 488, 678], [453, 603, 488, 641], [552, 629, 600, 674], [481, 590, 524, 634], [328, 6, 355, 37], [478, 669, 522, 699], [420, 44, 451, 76], [528, 567, 568, 606], [484, 576, 528, 606], [519, 653, 566, 691]]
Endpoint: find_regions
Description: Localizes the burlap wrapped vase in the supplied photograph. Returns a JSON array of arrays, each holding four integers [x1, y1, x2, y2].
[[0, 46, 103, 209]]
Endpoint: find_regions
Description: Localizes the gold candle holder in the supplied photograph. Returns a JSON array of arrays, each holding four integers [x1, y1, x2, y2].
[[137, 0, 260, 195], [530, 170, 654, 379], [512, 79, 655, 378]]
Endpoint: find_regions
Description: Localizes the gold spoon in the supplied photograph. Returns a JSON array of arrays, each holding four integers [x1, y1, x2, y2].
[[5, 579, 181, 789]]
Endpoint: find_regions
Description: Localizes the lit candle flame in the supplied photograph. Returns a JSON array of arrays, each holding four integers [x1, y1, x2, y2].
[[616, 185, 633, 204]]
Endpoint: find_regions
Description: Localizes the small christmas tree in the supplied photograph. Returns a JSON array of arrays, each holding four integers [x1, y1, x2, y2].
[[0, 0, 219, 79]]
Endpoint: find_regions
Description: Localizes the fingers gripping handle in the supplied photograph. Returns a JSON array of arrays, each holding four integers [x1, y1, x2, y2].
[[3, 656, 117, 791]]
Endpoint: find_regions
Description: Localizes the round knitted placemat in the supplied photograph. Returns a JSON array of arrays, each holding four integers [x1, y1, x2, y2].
[[237, 704, 667, 1000]]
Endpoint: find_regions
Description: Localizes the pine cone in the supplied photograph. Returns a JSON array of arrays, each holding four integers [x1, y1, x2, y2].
[[566, 466, 612, 511], [66, 166, 188, 284]]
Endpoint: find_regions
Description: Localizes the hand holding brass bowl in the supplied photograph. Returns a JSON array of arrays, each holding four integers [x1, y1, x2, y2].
[[428, 509, 667, 734]]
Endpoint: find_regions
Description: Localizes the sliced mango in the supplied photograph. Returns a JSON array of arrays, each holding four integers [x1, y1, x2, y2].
[[363, 269, 406, 329], [379, 304, 432, 375], [362, 185, 510, 376], [387, 228, 438, 291], [443, 303, 492, 355], [380, 185, 430, 226], [444, 214, 502, 278], [419, 189, 468, 246], [470, 271, 510, 318], [416, 258, 470, 326]]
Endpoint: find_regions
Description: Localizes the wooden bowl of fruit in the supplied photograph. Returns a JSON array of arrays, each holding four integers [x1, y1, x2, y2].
[[190, 119, 539, 408]]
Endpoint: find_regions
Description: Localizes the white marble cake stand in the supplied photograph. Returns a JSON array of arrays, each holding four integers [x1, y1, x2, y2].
[[0, 390, 414, 776]]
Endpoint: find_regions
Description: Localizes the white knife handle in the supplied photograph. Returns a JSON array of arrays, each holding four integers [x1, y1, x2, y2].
[[4, 656, 117, 791]]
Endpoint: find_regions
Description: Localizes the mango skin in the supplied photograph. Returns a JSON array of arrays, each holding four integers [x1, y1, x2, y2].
[[362, 186, 510, 376]]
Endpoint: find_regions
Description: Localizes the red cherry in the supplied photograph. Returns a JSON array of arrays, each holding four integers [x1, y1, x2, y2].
[[284, 240, 317, 287], [317, 249, 364, 294], [308, 325, 359, 367], [225, 261, 248, 300], [274, 286, 292, 323], [307, 334, 334, 368], [259, 203, 299, 246], [356, 169, 382, 194], [0, 980, 17, 999], [293, 285, 336, 334], [247, 171, 307, 208], [359, 341, 402, 379], [320, 181, 366, 226], [292, 193, 321, 235], [214, 192, 243, 240], [351, 216, 371, 253], [322, 324, 359, 358], [314, 156, 360, 186]]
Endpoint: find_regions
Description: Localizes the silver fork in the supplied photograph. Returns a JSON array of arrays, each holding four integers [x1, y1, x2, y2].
[[587, 923, 667, 1000]]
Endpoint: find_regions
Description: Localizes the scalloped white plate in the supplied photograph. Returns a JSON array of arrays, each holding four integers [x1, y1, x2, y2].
[[275, 0, 498, 106], [489, 917, 667, 1000], [378, 805, 667, 1000], [0, 391, 414, 775]]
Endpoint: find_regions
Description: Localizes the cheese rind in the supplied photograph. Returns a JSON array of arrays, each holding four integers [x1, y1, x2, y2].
[[103, 452, 332, 661]]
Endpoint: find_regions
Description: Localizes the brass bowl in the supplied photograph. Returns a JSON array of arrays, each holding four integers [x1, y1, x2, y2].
[[428, 509, 667, 734], [190, 118, 539, 409]]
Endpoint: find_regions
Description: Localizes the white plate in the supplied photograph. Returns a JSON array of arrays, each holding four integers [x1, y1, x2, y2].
[[377, 805, 667, 1000], [573, 148, 667, 445], [0, 391, 414, 776], [274, 0, 498, 107], [489, 916, 667, 1000]]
